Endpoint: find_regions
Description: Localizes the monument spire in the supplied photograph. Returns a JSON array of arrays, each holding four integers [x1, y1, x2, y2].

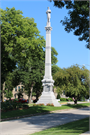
[[36, 7, 61, 107]]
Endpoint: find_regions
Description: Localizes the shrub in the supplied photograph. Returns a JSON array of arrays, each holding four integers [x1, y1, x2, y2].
[[11, 100, 18, 109], [39, 104, 44, 106], [46, 103, 54, 106], [66, 98, 73, 101], [81, 97, 85, 101], [33, 104, 38, 106], [13, 98, 18, 101], [68, 98, 73, 101], [23, 105, 29, 108], [1, 101, 14, 111], [17, 104, 23, 109], [57, 94, 60, 99], [33, 103, 44, 106], [33, 104, 39, 106], [60, 98, 66, 101], [1, 99, 26, 111]]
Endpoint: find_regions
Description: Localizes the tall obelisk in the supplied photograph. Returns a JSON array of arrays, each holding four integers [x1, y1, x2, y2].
[[36, 7, 61, 106]]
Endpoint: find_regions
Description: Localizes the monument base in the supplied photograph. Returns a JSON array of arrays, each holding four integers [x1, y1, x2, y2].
[[36, 91, 61, 107]]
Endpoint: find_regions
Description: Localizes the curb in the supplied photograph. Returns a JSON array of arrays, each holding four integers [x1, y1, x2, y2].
[[1, 106, 89, 122]]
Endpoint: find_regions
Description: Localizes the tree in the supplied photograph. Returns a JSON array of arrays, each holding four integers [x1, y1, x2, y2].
[[17, 59, 45, 104], [1, 44, 16, 86], [4, 90, 13, 100], [1, 66, 22, 102], [17, 88, 24, 99], [51, 47, 58, 65], [33, 81, 43, 102], [48, 1, 89, 49], [1, 7, 46, 101], [53, 64, 89, 104], [1, 7, 45, 86], [52, 65, 62, 76]]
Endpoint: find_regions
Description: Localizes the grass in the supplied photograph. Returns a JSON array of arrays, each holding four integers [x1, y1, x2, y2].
[[59, 101, 86, 103], [1, 103, 90, 120], [24, 103, 34, 107], [30, 117, 89, 135]]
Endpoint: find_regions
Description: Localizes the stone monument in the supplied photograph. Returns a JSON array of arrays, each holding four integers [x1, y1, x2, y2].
[[36, 7, 61, 107]]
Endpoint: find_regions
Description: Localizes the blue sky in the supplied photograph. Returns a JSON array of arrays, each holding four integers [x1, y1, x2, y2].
[[1, 0, 90, 70]]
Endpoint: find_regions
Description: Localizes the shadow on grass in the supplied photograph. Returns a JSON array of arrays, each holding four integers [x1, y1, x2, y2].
[[31, 118, 89, 135], [1, 106, 51, 119], [64, 103, 90, 109], [1, 103, 90, 120], [52, 117, 89, 133]]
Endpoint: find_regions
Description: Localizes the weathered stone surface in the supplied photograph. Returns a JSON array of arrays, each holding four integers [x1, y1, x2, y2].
[[36, 7, 61, 107], [36, 91, 61, 106]]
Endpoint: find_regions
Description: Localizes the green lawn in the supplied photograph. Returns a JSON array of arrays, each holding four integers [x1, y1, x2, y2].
[[59, 101, 86, 103], [1, 103, 90, 120], [31, 117, 89, 135]]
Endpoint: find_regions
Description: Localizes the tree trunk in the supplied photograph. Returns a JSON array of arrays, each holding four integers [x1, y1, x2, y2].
[[28, 87, 33, 104], [2, 82, 5, 102], [28, 82, 34, 104], [36, 94, 38, 101], [74, 97, 77, 105], [36, 90, 41, 101]]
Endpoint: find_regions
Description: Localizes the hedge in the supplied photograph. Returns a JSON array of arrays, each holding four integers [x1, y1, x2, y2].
[[60, 98, 73, 101], [60, 98, 67, 101]]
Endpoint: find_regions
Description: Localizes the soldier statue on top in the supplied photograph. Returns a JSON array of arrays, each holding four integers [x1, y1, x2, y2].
[[46, 7, 51, 23]]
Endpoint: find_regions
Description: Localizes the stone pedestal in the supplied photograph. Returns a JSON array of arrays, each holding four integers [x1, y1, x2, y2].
[[36, 7, 61, 107]]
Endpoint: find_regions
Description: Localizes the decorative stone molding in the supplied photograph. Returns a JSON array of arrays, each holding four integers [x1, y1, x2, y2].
[[45, 26, 52, 31], [45, 63, 51, 66], [42, 78, 54, 83], [45, 46, 51, 49]]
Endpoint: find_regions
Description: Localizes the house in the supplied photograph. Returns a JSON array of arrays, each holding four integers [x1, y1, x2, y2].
[[4, 83, 67, 100], [4, 82, 28, 100]]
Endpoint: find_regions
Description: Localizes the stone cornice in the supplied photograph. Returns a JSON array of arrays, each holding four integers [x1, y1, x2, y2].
[[45, 63, 51, 66], [42, 78, 54, 83], [45, 26, 52, 31]]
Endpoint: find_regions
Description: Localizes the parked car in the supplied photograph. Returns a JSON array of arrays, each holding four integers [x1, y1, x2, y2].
[[18, 98, 28, 103]]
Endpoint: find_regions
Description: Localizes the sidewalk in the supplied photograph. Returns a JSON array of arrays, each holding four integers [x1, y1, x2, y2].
[[80, 131, 90, 135], [1, 107, 89, 135]]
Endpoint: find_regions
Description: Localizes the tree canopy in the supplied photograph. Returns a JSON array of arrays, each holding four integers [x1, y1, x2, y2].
[[49, 1, 89, 49], [53, 64, 89, 104], [52, 64, 62, 76], [1, 7, 46, 86]]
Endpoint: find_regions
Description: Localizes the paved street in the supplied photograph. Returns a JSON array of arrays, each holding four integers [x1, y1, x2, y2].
[[0, 107, 90, 135]]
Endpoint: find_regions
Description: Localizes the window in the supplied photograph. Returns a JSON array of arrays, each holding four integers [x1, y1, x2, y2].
[[15, 87, 17, 92], [18, 86, 20, 91]]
